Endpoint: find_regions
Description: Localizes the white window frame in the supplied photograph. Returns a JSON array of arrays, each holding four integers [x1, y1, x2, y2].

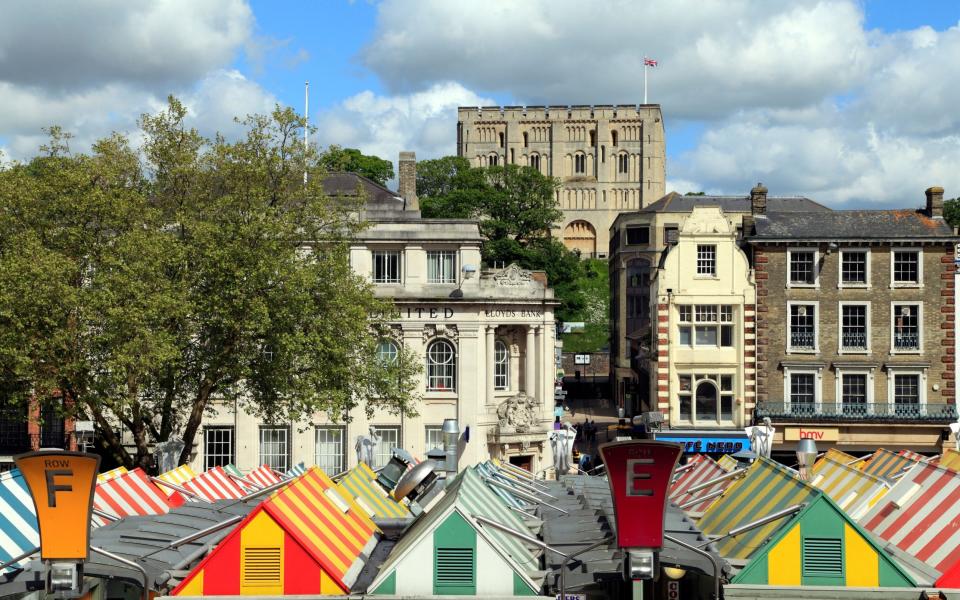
[[426, 338, 457, 392], [676, 304, 735, 348], [315, 425, 346, 476], [494, 339, 509, 391], [838, 301, 871, 354], [376, 339, 399, 364], [425, 425, 444, 452], [787, 247, 820, 288], [372, 426, 401, 470], [204, 426, 235, 471], [887, 368, 927, 417], [890, 247, 923, 288], [674, 373, 736, 426], [890, 301, 923, 354], [782, 367, 823, 413], [786, 301, 819, 354], [427, 250, 457, 284], [371, 249, 402, 284], [838, 248, 870, 289], [835, 368, 875, 415], [696, 245, 717, 277], [259, 426, 290, 473]]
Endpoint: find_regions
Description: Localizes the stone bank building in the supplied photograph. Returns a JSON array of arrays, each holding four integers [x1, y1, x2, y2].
[[193, 154, 559, 475], [457, 105, 666, 257]]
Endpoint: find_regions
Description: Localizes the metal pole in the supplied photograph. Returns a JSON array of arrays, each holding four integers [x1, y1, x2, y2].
[[149, 477, 210, 503], [559, 536, 615, 600], [483, 477, 569, 514], [700, 503, 805, 548], [92, 508, 119, 522], [664, 534, 721, 600], [90, 546, 150, 600], [677, 488, 725, 510], [0, 546, 39, 572], [472, 515, 569, 558], [682, 468, 747, 495], [489, 471, 560, 500]]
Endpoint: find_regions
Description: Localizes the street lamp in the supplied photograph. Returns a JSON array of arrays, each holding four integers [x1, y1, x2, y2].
[[796, 438, 818, 481]]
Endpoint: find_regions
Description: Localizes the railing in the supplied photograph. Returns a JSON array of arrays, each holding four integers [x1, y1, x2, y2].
[[755, 402, 956, 423], [790, 330, 815, 350], [894, 333, 920, 351], [840, 332, 867, 351]]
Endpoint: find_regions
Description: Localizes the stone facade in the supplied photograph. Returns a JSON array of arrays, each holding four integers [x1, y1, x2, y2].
[[457, 105, 666, 257]]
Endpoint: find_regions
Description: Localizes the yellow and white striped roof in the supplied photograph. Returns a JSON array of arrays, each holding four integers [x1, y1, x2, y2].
[[810, 456, 890, 519]]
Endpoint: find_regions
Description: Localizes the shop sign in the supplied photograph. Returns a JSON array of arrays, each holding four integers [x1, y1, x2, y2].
[[667, 581, 680, 600], [655, 435, 745, 454], [784, 427, 839, 442]]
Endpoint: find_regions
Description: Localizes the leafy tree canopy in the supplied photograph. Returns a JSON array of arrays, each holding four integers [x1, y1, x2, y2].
[[943, 197, 960, 229], [418, 158, 584, 320], [319, 145, 394, 187], [0, 98, 420, 470]]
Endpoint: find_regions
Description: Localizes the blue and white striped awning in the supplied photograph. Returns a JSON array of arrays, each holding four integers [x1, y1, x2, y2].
[[476, 462, 530, 509], [284, 462, 306, 479], [0, 469, 39, 572]]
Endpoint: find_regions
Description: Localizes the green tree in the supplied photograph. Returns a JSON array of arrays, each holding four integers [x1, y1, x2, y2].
[[943, 197, 960, 229], [319, 145, 394, 186], [0, 98, 421, 469], [418, 158, 584, 320]]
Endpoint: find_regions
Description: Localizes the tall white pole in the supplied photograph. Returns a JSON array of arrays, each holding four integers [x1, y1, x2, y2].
[[303, 80, 309, 184], [643, 62, 648, 105]]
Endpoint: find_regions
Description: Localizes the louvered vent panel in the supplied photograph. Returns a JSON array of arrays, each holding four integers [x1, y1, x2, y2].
[[802, 538, 843, 578], [435, 547, 475, 587], [244, 547, 281, 584]]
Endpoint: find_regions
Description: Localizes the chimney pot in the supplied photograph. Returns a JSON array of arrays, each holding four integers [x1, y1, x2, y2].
[[926, 186, 944, 218], [750, 182, 768, 216], [399, 151, 418, 211]]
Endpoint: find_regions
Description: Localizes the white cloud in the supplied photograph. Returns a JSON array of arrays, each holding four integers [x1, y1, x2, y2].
[[313, 82, 495, 168]]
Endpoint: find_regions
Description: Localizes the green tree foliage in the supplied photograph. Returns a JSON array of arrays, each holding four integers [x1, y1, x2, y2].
[[319, 145, 395, 186], [943, 197, 960, 229], [418, 158, 584, 320], [0, 98, 420, 469]]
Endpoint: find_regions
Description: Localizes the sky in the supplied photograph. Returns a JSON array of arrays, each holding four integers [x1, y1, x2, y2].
[[1, 0, 959, 209]]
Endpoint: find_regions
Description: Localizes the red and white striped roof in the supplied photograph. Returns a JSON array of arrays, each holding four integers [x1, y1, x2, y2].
[[859, 461, 960, 572], [93, 468, 177, 525], [244, 464, 282, 489], [669, 454, 736, 514], [181, 466, 247, 502]]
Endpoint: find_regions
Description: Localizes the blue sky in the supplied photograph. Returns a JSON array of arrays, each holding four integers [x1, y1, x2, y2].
[[2, 1, 959, 207]]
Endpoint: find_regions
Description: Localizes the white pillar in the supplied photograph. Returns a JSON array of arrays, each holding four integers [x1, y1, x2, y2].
[[486, 326, 496, 405], [525, 326, 536, 396], [534, 326, 543, 403]]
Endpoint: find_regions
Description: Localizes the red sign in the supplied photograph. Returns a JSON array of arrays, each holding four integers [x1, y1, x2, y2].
[[599, 440, 682, 549]]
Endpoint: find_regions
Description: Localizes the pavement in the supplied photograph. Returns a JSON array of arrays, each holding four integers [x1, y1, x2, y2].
[[558, 396, 626, 461]]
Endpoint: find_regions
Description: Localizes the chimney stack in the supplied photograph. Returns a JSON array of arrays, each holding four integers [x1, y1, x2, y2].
[[750, 183, 768, 216], [399, 151, 418, 211], [926, 186, 944, 218]]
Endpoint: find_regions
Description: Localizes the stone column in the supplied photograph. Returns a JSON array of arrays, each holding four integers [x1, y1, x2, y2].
[[486, 326, 496, 405], [534, 326, 543, 403], [525, 326, 536, 396]]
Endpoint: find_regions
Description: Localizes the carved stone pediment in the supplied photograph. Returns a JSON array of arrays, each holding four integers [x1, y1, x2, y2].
[[423, 323, 458, 342], [493, 263, 534, 287], [495, 392, 542, 435]]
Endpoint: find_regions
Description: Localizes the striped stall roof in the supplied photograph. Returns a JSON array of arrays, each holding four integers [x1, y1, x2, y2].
[[157, 464, 197, 486], [813, 448, 858, 471], [244, 464, 282, 489], [861, 449, 921, 482], [181, 466, 246, 502], [698, 457, 819, 561], [898, 449, 928, 462], [285, 462, 306, 478], [939, 449, 960, 472], [222, 464, 242, 478], [0, 469, 39, 573], [337, 465, 411, 519], [860, 461, 960, 572], [809, 457, 890, 519], [96, 466, 128, 483], [264, 467, 379, 587], [670, 454, 739, 514], [93, 468, 175, 525], [716, 455, 739, 472]]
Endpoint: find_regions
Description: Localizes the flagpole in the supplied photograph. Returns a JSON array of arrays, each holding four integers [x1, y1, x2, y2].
[[303, 80, 309, 185], [644, 61, 648, 104]]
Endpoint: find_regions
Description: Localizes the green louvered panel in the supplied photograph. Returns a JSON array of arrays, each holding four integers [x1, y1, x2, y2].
[[435, 547, 475, 594], [802, 538, 843, 578]]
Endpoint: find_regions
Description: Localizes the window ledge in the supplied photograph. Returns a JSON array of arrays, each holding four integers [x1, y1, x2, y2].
[[890, 350, 923, 356], [425, 392, 458, 400], [786, 283, 818, 289], [838, 349, 870, 355], [787, 349, 818, 354], [838, 284, 870, 289], [890, 284, 923, 289]]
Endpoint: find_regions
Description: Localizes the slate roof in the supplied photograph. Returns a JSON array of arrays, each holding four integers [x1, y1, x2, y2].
[[321, 172, 404, 209], [641, 192, 830, 214], [750, 209, 956, 240]]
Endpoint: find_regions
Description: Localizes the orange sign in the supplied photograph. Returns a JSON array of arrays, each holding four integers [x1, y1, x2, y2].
[[15, 451, 100, 560]]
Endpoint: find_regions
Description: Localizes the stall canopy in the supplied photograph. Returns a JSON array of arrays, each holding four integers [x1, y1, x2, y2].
[[813, 448, 858, 471], [860, 449, 921, 482], [172, 467, 379, 596], [96, 466, 128, 483], [859, 461, 960, 575], [336, 463, 411, 519], [181, 466, 246, 502], [92, 468, 180, 525], [809, 457, 890, 519], [0, 469, 39, 573], [938, 449, 960, 472], [245, 464, 282, 489], [670, 454, 742, 515]]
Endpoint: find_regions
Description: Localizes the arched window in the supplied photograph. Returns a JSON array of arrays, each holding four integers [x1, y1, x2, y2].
[[498, 132, 504, 147], [589, 130, 596, 146], [574, 153, 586, 174], [427, 339, 456, 391], [530, 153, 541, 172], [618, 153, 629, 174], [523, 132, 529, 147], [611, 130, 618, 146], [494, 340, 509, 390], [488, 152, 499, 167], [376, 339, 398, 364]]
